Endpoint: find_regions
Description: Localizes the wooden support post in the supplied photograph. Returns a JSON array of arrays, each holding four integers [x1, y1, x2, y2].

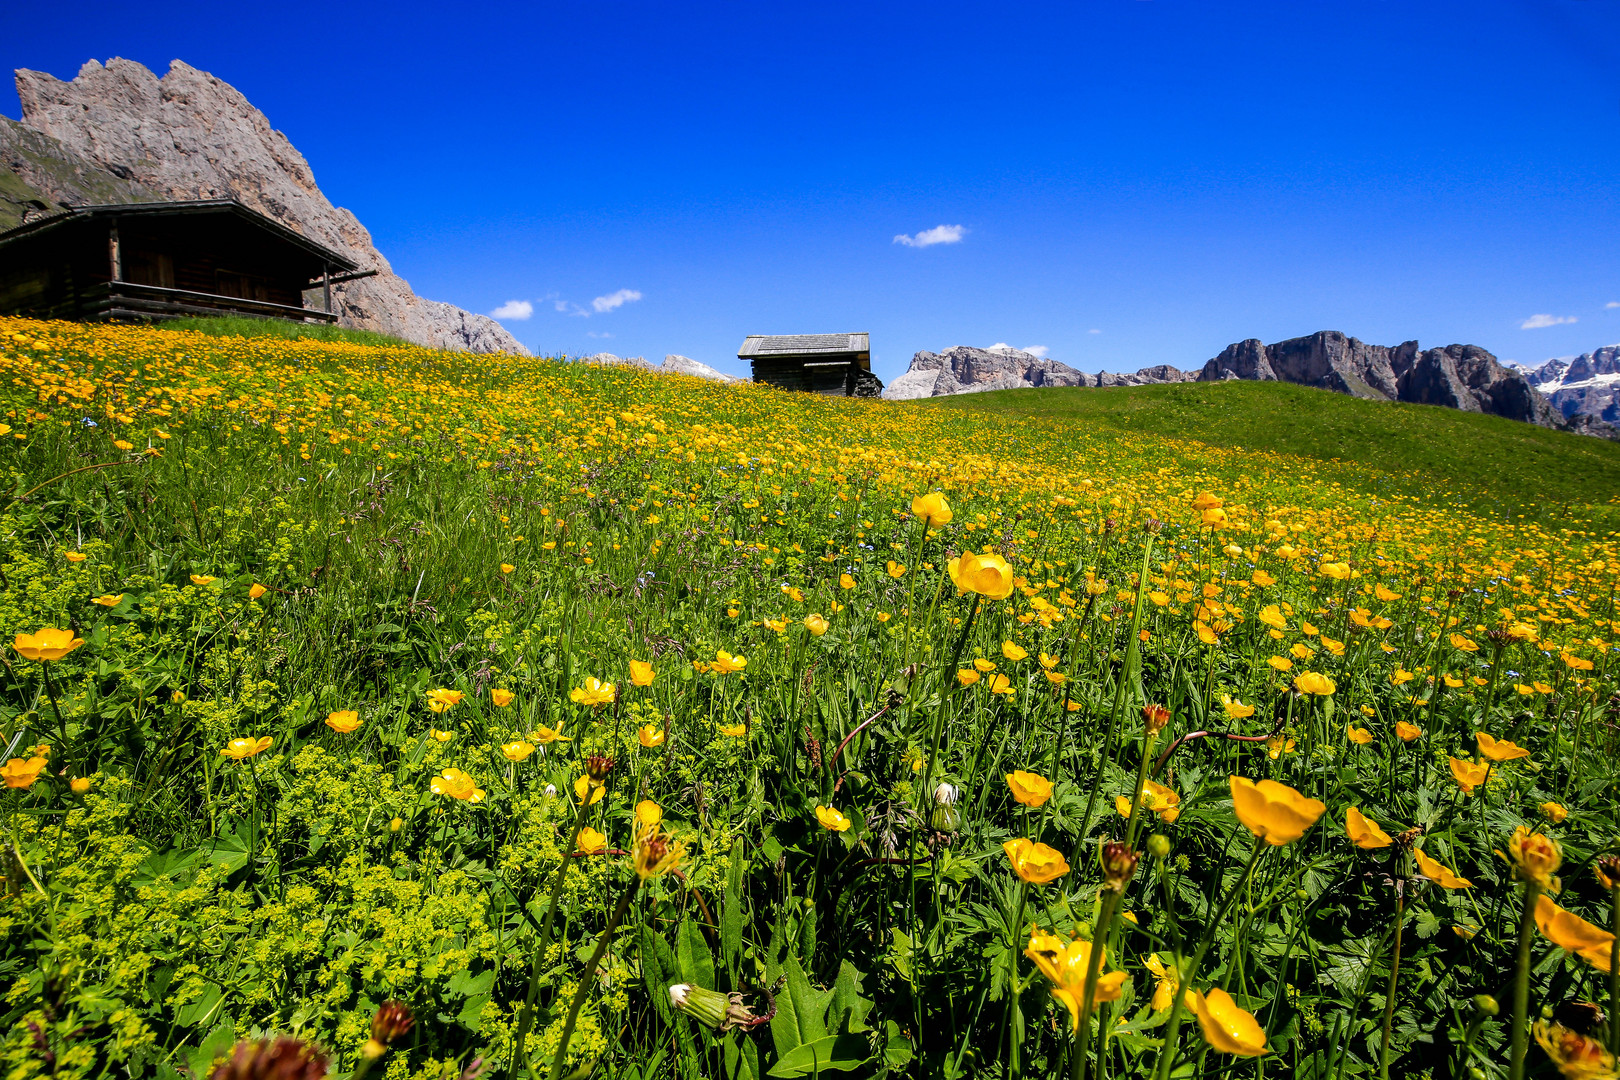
[[108, 220, 122, 281], [322, 261, 332, 313]]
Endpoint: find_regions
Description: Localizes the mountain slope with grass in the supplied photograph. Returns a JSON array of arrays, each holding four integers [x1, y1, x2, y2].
[[917, 378, 1620, 515]]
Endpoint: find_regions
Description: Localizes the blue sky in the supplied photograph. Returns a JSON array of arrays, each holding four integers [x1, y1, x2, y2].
[[6, 1, 1620, 380]]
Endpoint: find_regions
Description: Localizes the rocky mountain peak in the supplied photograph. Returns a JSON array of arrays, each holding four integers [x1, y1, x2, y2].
[[3, 58, 524, 355], [882, 345, 1192, 400]]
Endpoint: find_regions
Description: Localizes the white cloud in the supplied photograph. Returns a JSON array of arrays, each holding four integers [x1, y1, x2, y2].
[[586, 331, 614, 339], [490, 300, 533, 320], [592, 288, 643, 313], [554, 299, 571, 313], [1521, 314, 1578, 329], [1021, 345, 1049, 358], [893, 224, 966, 248], [1607, 301, 1620, 309], [1088, 328, 1102, 334]]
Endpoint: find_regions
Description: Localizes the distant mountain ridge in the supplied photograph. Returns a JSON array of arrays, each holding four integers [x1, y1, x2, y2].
[[882, 345, 1193, 400], [1511, 346, 1620, 430]]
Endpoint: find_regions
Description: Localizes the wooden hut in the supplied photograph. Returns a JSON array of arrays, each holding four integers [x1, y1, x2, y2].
[[738, 333, 883, 396], [0, 199, 369, 324]]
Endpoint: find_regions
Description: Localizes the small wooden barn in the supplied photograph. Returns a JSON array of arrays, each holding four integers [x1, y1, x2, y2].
[[738, 333, 883, 396], [0, 199, 367, 324]]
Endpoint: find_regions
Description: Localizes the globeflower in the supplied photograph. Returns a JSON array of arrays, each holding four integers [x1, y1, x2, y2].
[[0, 756, 47, 789], [1292, 671, 1336, 696], [1506, 825, 1561, 891], [1229, 777, 1325, 845], [221, 736, 272, 760], [501, 741, 535, 761], [325, 710, 361, 733], [1541, 801, 1568, 823], [1005, 770, 1052, 807], [1187, 988, 1268, 1057], [490, 688, 514, 707], [1395, 721, 1422, 741], [948, 552, 1016, 601], [629, 660, 654, 686], [426, 688, 464, 714], [431, 768, 485, 802], [1344, 806, 1392, 849], [1448, 757, 1489, 795], [1002, 838, 1070, 884], [1476, 731, 1530, 762], [1001, 640, 1028, 662], [1346, 724, 1375, 745], [816, 805, 851, 832], [569, 678, 616, 707], [803, 614, 829, 636], [911, 492, 953, 528], [13, 628, 85, 662], [638, 723, 665, 748]]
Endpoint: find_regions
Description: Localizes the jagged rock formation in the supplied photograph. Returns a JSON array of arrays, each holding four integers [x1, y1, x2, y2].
[[1514, 347, 1620, 434], [584, 353, 736, 383], [882, 345, 1192, 400], [1198, 331, 1563, 428], [2, 58, 525, 355]]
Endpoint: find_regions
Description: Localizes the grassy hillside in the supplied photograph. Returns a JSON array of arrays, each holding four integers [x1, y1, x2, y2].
[[918, 378, 1620, 513], [156, 313, 414, 348]]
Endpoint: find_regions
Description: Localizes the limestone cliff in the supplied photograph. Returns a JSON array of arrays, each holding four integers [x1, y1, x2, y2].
[[2, 58, 525, 355], [882, 345, 1192, 400]]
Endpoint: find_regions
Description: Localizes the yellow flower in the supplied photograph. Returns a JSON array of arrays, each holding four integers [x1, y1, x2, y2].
[[489, 688, 515, 707], [1191, 491, 1224, 511], [1319, 561, 1351, 581], [911, 491, 953, 528], [956, 669, 981, 686], [1005, 770, 1053, 807], [569, 677, 617, 706], [92, 594, 124, 607], [1117, 778, 1181, 823], [1265, 734, 1295, 760], [426, 688, 464, 713], [1292, 671, 1336, 696], [1346, 724, 1375, 745], [948, 552, 1016, 600], [804, 614, 830, 636], [638, 723, 665, 748], [69, 777, 91, 794], [1257, 605, 1288, 630], [719, 722, 748, 738], [64, 552, 88, 563], [573, 775, 606, 804], [1477, 731, 1530, 762], [429, 728, 454, 743], [1187, 988, 1268, 1057], [1507, 825, 1561, 891], [816, 805, 851, 831], [1413, 847, 1472, 888], [1024, 930, 1128, 1030], [839, 573, 856, 590], [1229, 776, 1326, 845], [1450, 633, 1479, 652], [632, 826, 686, 879], [220, 736, 273, 760], [1251, 570, 1276, 587], [1534, 895, 1614, 973], [628, 660, 655, 686], [886, 560, 907, 579], [1374, 584, 1401, 601], [1001, 640, 1028, 661], [576, 827, 608, 854], [190, 574, 215, 585], [1449, 756, 1489, 794], [13, 628, 85, 662], [326, 710, 361, 733], [1344, 806, 1392, 849], [1144, 953, 1178, 1012], [1002, 838, 1070, 884], [973, 657, 997, 672], [1395, 721, 1422, 741], [530, 722, 570, 744], [635, 800, 663, 832], [1222, 697, 1255, 720], [248, 583, 268, 600], [500, 563, 515, 574], [1562, 652, 1595, 672], [1267, 656, 1293, 672], [1541, 801, 1569, 823], [501, 740, 535, 761], [0, 756, 47, 789], [1148, 590, 1170, 607], [431, 768, 485, 802], [1533, 1020, 1617, 1080], [1506, 622, 1538, 643], [711, 650, 747, 674], [987, 673, 1014, 695]]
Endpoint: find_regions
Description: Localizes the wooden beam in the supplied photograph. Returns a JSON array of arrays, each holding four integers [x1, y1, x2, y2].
[[108, 220, 121, 281]]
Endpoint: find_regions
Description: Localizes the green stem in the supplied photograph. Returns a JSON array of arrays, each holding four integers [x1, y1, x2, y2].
[[547, 876, 641, 1080], [1508, 881, 1542, 1080], [1608, 884, 1618, 1055], [1007, 881, 1030, 1078], [511, 792, 596, 1076], [1154, 840, 1267, 1080], [1074, 888, 1123, 1080], [921, 593, 980, 799], [1377, 886, 1406, 1080]]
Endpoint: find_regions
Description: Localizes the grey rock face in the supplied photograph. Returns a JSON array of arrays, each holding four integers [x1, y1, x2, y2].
[[1516, 347, 1620, 435], [882, 345, 1190, 400], [582, 353, 736, 383], [5, 58, 526, 355], [1199, 331, 1563, 429]]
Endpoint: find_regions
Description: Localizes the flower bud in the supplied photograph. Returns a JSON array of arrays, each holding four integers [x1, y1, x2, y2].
[[369, 999, 414, 1047], [388, 817, 403, 833], [1100, 841, 1139, 892], [1146, 834, 1170, 859], [931, 804, 961, 833], [586, 754, 616, 782], [1596, 855, 1619, 891], [70, 777, 90, 794], [1474, 994, 1499, 1016], [668, 983, 760, 1031], [544, 784, 558, 798], [209, 1038, 328, 1080], [933, 781, 959, 806], [1140, 704, 1170, 736]]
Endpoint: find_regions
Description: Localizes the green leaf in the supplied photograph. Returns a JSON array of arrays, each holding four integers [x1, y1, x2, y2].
[[641, 921, 677, 1024], [827, 961, 871, 1034], [722, 837, 745, 983], [186, 1021, 236, 1079], [765, 1033, 871, 1077], [770, 955, 830, 1056], [677, 917, 715, 991]]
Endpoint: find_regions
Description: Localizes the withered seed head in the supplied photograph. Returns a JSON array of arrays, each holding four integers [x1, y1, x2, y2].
[[209, 1038, 329, 1080], [1100, 841, 1139, 892], [585, 754, 616, 782]]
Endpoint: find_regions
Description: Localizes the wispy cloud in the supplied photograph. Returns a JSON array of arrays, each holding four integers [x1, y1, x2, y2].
[[586, 331, 614, 339], [490, 300, 533, 320], [894, 224, 966, 248], [1607, 301, 1619, 309], [1088, 328, 1102, 335], [1521, 314, 1577, 329], [592, 288, 643, 313], [1022, 345, 1049, 358]]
